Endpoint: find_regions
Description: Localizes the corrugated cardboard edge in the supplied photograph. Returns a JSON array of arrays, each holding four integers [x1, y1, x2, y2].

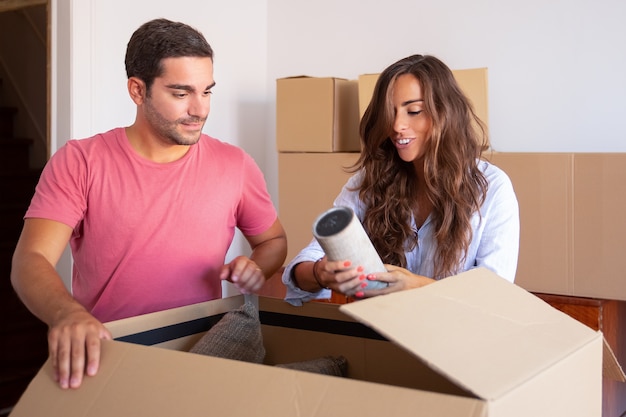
[[105, 295, 244, 338], [603, 337, 626, 382]]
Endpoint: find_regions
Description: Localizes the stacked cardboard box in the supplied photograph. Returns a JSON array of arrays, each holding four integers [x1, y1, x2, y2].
[[276, 76, 362, 263], [488, 151, 626, 301], [278, 151, 360, 262], [276, 77, 361, 153]]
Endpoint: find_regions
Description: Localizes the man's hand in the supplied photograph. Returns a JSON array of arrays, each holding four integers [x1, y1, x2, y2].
[[220, 256, 266, 294], [48, 308, 112, 389]]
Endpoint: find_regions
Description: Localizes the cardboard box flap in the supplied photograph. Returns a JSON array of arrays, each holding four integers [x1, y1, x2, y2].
[[603, 337, 626, 382], [11, 339, 488, 417], [339, 268, 602, 401]]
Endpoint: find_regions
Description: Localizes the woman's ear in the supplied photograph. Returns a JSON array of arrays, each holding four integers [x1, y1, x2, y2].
[[127, 77, 146, 105]]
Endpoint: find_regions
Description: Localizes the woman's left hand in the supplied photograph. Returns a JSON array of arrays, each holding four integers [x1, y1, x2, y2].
[[357, 264, 435, 298]]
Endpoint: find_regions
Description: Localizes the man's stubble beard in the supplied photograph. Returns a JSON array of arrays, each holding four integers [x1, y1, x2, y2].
[[144, 98, 206, 146]]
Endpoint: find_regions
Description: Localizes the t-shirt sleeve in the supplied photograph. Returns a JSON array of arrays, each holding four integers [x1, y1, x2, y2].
[[236, 152, 278, 236], [25, 142, 88, 230]]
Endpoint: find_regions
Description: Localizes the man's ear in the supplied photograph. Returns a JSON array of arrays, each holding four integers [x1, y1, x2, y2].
[[128, 77, 146, 105]]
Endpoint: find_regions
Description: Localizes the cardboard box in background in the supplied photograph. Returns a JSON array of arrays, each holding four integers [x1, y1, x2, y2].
[[572, 153, 626, 300], [358, 68, 490, 147], [452, 68, 489, 131], [276, 77, 361, 152], [11, 268, 621, 417], [357, 73, 379, 118], [279, 152, 360, 262], [487, 152, 573, 296], [488, 152, 626, 302]]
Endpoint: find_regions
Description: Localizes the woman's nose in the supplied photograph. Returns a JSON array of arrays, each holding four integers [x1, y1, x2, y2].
[[393, 114, 407, 133]]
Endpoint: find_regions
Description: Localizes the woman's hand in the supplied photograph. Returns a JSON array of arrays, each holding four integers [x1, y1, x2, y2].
[[357, 264, 435, 298], [313, 257, 367, 296]]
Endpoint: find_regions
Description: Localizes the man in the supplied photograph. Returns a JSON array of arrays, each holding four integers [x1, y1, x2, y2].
[[11, 18, 287, 389]]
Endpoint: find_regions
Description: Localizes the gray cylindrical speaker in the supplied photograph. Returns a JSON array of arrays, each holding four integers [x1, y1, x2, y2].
[[312, 206, 388, 291]]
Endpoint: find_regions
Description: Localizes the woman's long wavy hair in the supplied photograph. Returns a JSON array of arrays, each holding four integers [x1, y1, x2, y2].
[[354, 54, 488, 279]]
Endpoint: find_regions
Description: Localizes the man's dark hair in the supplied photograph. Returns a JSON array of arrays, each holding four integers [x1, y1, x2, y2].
[[125, 18, 214, 93]]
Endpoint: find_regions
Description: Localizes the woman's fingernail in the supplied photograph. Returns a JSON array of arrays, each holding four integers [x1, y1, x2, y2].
[[344, 261, 352, 267], [359, 274, 365, 280], [355, 291, 364, 298], [361, 282, 368, 288], [357, 266, 364, 272]]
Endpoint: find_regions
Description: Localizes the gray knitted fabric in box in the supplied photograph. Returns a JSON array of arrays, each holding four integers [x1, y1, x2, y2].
[[276, 356, 348, 377], [189, 301, 265, 364]]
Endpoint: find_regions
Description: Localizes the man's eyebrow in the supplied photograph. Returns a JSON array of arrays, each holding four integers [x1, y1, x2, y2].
[[165, 82, 216, 92], [402, 98, 424, 106], [166, 84, 193, 91]]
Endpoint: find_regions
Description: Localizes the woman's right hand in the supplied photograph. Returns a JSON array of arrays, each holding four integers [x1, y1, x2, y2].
[[314, 257, 366, 296]]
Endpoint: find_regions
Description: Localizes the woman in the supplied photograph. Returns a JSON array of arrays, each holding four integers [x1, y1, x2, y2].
[[282, 54, 519, 306]]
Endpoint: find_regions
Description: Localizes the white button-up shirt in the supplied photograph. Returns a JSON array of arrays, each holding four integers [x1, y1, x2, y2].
[[282, 159, 520, 306]]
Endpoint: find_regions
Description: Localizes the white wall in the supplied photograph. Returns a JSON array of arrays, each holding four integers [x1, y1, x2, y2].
[[54, 0, 268, 156], [267, 0, 626, 154]]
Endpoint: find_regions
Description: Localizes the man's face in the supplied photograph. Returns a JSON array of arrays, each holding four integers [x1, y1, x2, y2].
[[143, 56, 215, 146]]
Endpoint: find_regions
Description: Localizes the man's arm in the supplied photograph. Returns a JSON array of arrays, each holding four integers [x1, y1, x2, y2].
[[247, 218, 288, 278], [11, 218, 111, 389]]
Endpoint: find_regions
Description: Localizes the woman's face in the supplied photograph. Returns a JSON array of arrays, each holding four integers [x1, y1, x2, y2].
[[390, 73, 433, 164]]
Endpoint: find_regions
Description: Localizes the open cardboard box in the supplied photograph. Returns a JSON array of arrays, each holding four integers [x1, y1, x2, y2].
[[10, 268, 624, 417]]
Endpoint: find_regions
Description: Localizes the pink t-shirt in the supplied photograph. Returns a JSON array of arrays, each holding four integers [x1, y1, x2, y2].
[[26, 128, 277, 322]]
